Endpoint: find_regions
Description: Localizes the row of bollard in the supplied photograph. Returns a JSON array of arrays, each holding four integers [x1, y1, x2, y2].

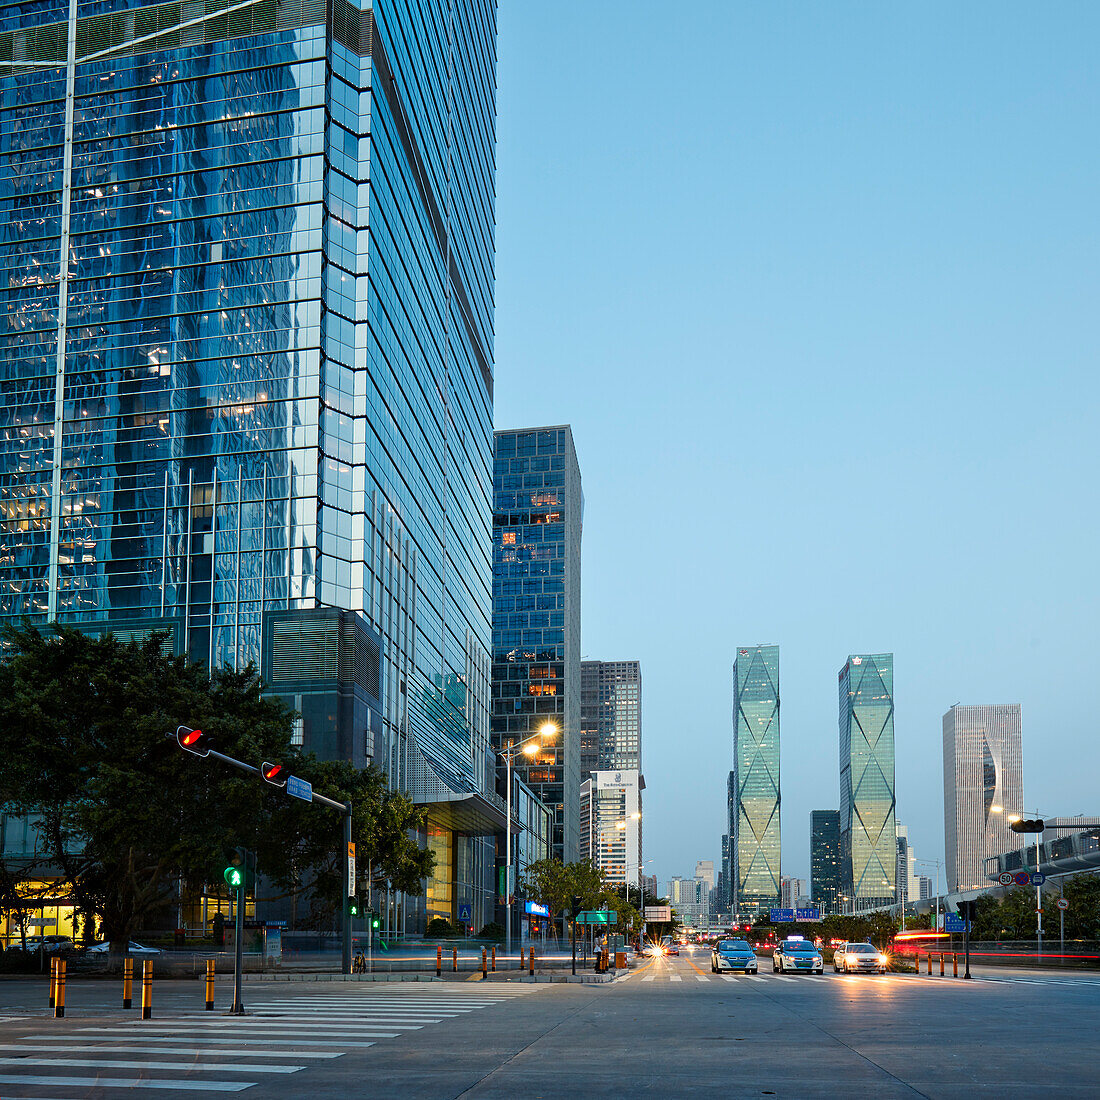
[[924, 951, 961, 977], [49, 957, 219, 1019]]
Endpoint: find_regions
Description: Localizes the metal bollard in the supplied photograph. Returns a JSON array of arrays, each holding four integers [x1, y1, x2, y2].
[[491, 946, 496, 972], [452, 947, 458, 973], [141, 960, 152, 1019], [939, 954, 945, 977], [519, 946, 525, 970], [54, 959, 66, 1018], [926, 953, 931, 975], [205, 959, 215, 1010], [436, 945, 442, 978], [481, 947, 487, 979], [123, 958, 133, 1009], [952, 954, 958, 978], [49, 957, 57, 1009], [528, 949, 534, 977]]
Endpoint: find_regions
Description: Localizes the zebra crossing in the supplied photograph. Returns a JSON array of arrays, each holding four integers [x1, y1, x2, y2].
[[625, 969, 886, 985], [0, 983, 543, 1095]]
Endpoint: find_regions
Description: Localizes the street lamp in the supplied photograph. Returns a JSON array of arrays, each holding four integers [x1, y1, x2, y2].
[[1008, 809, 1046, 955], [500, 722, 556, 956]]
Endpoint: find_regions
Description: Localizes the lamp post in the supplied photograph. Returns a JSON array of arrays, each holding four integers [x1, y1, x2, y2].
[[500, 722, 556, 957]]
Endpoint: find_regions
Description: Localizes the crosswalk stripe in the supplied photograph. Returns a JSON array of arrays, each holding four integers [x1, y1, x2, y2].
[[0, 1074, 252, 1092], [61, 1030, 388, 1046], [641, 975, 655, 982], [720, 975, 738, 982], [0, 1057, 304, 1073], [696, 975, 710, 983], [746, 976, 765, 982], [773, 976, 795, 982], [669, 974, 682, 982], [76, 1021, 424, 1033], [0, 1044, 343, 1059]]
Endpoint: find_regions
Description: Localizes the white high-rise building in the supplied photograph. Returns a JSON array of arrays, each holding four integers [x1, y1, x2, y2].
[[695, 860, 715, 891], [943, 705, 1023, 892], [780, 876, 805, 909], [579, 770, 642, 887]]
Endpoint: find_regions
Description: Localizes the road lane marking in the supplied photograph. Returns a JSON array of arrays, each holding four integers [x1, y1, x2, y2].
[[696, 975, 710, 982], [720, 975, 738, 982], [746, 976, 765, 982], [0, 1075, 253, 1092], [669, 974, 682, 982], [66, 1030, 389, 1046], [0, 1057, 304, 1073], [641, 975, 655, 982], [0, 1044, 343, 1059]]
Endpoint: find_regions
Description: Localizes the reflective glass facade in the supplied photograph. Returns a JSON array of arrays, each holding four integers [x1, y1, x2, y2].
[[580, 659, 641, 778], [0, 0, 499, 934], [838, 654, 896, 908], [732, 644, 780, 915], [491, 426, 582, 863], [810, 809, 841, 915]]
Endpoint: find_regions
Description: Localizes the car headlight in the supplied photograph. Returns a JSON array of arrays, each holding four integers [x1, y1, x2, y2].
[[879, 955, 889, 965]]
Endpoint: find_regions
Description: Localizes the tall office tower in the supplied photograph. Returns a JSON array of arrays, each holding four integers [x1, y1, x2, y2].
[[733, 645, 781, 916], [695, 860, 715, 892], [579, 660, 641, 780], [718, 833, 731, 911], [0, 0, 499, 935], [578, 770, 641, 887], [491, 427, 583, 862], [918, 876, 933, 901], [943, 704, 1023, 892], [779, 876, 805, 909], [810, 810, 842, 915], [839, 654, 896, 910], [895, 823, 911, 904]]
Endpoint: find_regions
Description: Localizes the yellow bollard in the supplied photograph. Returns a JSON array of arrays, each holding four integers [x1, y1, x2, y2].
[[926, 953, 932, 975], [952, 954, 958, 978], [452, 947, 458, 973], [491, 945, 496, 972], [49, 957, 57, 1010], [205, 959, 215, 1010], [519, 946, 525, 970], [54, 959, 66, 1019], [528, 949, 534, 977], [436, 945, 442, 977], [141, 959, 153, 1019], [939, 954, 945, 977], [123, 958, 133, 1009]]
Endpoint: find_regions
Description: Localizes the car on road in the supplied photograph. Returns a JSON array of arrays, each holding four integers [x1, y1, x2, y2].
[[8, 935, 74, 956], [833, 942, 888, 973], [85, 940, 164, 957], [662, 937, 679, 956], [772, 936, 823, 974], [711, 938, 759, 973]]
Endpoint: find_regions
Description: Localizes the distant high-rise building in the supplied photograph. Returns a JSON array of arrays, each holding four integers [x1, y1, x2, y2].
[[918, 876, 933, 901], [579, 770, 642, 887], [492, 427, 583, 862], [695, 860, 716, 892], [810, 810, 842, 915], [780, 876, 805, 909], [839, 654, 896, 910], [580, 660, 641, 780], [943, 704, 1023, 892], [733, 644, 781, 915], [668, 875, 709, 927], [718, 833, 731, 911], [895, 823, 912, 904]]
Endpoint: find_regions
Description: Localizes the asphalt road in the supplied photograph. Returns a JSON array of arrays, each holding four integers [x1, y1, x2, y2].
[[0, 946, 1098, 1097]]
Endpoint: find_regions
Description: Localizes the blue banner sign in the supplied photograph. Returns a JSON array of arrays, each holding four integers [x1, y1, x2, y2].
[[944, 914, 971, 933], [770, 908, 795, 922], [286, 774, 313, 802], [524, 901, 550, 918], [795, 908, 821, 921]]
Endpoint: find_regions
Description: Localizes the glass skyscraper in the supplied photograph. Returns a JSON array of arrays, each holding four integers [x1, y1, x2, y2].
[[810, 810, 841, 915], [838, 653, 896, 909], [732, 644, 780, 915], [580, 659, 641, 778], [491, 426, 582, 863], [0, 0, 500, 934]]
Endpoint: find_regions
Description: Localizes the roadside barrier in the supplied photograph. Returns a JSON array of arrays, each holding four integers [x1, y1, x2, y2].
[[925, 951, 963, 976], [141, 960, 152, 1019], [54, 959, 66, 1018], [123, 958, 133, 1009], [205, 959, 215, 1010]]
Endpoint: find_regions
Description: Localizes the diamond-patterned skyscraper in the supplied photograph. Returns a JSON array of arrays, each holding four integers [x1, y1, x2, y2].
[[732, 645, 781, 916], [839, 654, 896, 910]]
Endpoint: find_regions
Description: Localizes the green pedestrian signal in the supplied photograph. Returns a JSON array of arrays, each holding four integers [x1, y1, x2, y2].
[[347, 896, 360, 917], [224, 865, 243, 888], [371, 916, 380, 929]]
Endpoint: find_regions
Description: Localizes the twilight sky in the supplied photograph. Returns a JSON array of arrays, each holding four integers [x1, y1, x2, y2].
[[492, 2, 1100, 891]]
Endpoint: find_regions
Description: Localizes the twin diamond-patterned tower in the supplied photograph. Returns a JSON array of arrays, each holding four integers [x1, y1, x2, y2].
[[731, 647, 897, 917]]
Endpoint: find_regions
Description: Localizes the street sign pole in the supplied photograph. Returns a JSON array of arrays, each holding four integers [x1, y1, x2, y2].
[[571, 914, 577, 976], [964, 909, 971, 979], [230, 879, 245, 1015]]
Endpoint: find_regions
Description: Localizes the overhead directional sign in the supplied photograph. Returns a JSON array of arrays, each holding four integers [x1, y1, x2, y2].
[[286, 774, 313, 802], [770, 908, 795, 923], [795, 907, 820, 922], [576, 910, 616, 924], [644, 906, 672, 922], [998, 872, 1014, 886], [945, 913, 971, 933]]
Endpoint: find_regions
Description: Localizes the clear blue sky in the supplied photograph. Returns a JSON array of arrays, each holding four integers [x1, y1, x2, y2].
[[493, 2, 1100, 892]]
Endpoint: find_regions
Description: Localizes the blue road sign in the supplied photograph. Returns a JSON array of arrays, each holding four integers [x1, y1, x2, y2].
[[795, 908, 821, 921], [286, 774, 313, 802], [458, 904, 472, 922], [945, 914, 971, 933], [770, 908, 796, 923], [1030, 872, 1045, 886]]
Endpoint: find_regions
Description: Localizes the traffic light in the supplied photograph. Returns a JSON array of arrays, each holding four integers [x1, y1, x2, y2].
[[347, 896, 360, 917], [371, 912, 380, 930], [571, 895, 583, 920], [1010, 818, 1045, 833], [223, 847, 254, 891], [176, 725, 210, 757], [958, 900, 978, 921], [261, 761, 286, 787]]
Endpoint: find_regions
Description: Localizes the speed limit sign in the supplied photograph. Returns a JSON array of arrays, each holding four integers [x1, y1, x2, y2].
[[1056, 898, 1069, 910], [998, 872, 1014, 886]]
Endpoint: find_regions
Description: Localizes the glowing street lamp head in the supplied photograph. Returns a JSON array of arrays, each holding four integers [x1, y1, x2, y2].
[[522, 741, 540, 757], [539, 721, 557, 738]]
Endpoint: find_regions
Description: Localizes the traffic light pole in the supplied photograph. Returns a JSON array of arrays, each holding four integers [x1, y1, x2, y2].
[[343, 806, 353, 976], [230, 882, 245, 1014]]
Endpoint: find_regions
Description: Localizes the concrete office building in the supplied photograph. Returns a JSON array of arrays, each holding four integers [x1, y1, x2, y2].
[[943, 704, 1023, 892], [491, 427, 583, 862], [811, 810, 842, 915], [733, 645, 781, 915], [579, 769, 642, 887], [839, 654, 896, 910], [780, 877, 805, 909], [580, 660, 641, 778], [0, 0, 501, 937]]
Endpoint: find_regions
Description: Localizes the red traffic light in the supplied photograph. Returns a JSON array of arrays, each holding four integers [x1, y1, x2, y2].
[[176, 726, 210, 757], [261, 761, 286, 788]]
